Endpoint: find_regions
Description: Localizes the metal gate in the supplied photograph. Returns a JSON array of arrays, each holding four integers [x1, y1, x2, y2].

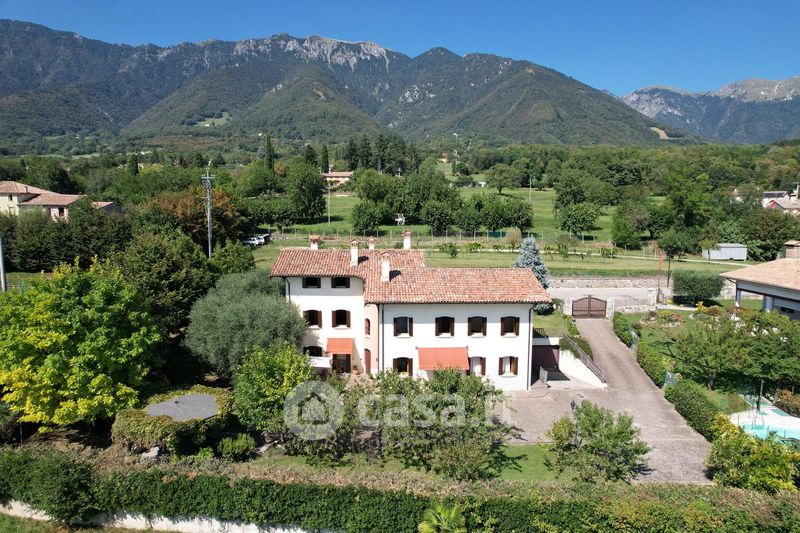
[[573, 296, 607, 318]]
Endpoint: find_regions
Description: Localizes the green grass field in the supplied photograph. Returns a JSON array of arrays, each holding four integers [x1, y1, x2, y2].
[[0, 515, 142, 532]]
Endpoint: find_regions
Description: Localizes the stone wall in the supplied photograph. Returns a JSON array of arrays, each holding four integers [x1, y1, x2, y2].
[[551, 276, 757, 301]]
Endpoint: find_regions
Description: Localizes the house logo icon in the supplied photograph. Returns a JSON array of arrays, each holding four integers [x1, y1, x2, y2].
[[283, 381, 344, 440]]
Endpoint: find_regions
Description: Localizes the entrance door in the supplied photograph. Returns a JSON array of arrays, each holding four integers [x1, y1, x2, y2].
[[573, 296, 607, 318], [333, 354, 351, 373]]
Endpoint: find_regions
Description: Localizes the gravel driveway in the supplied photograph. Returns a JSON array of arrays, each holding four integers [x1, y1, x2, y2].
[[503, 319, 711, 483]]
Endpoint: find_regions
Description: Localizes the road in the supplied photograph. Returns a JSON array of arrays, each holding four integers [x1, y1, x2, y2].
[[504, 319, 711, 483]]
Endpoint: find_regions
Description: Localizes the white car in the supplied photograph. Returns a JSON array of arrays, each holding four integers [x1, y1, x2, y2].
[[242, 237, 261, 246]]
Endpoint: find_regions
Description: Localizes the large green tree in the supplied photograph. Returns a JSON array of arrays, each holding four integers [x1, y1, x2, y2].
[[120, 231, 216, 333], [0, 263, 163, 426], [186, 271, 306, 377], [558, 202, 599, 236], [287, 162, 326, 222]]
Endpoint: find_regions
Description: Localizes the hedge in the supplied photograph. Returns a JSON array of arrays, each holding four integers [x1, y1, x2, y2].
[[636, 343, 667, 387], [111, 385, 233, 455], [664, 380, 721, 440], [1, 448, 800, 531], [612, 312, 633, 346], [673, 270, 725, 304]]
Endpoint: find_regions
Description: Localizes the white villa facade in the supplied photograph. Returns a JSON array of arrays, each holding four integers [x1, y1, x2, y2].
[[271, 233, 551, 391], [0, 180, 118, 220]]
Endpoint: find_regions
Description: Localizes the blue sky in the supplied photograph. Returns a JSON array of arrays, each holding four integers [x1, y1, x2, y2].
[[1, 0, 798, 95]]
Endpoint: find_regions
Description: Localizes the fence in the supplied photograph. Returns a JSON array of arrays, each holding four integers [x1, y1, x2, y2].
[[561, 335, 605, 382]]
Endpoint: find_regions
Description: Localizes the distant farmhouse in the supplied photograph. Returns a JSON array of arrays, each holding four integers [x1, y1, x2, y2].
[[322, 171, 353, 187], [731, 187, 800, 216], [0, 181, 118, 221]]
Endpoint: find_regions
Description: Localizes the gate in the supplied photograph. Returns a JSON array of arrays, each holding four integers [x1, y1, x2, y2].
[[572, 296, 607, 318]]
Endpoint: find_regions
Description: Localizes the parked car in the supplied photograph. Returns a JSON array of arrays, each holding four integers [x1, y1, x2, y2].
[[242, 236, 261, 246], [258, 233, 272, 243]]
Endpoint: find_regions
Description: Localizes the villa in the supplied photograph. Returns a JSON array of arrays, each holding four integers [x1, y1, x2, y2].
[[271, 232, 551, 390]]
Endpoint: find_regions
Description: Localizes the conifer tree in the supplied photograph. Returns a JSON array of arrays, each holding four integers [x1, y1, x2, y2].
[[303, 144, 318, 167], [264, 134, 275, 171], [320, 144, 330, 173], [514, 237, 553, 313], [344, 139, 359, 171], [126, 153, 139, 176]]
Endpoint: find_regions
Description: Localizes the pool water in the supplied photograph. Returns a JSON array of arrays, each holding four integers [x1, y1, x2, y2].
[[744, 425, 800, 440]]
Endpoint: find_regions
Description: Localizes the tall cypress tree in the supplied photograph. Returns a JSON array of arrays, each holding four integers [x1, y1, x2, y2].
[[344, 139, 359, 171], [126, 153, 139, 176], [320, 144, 330, 173], [303, 144, 318, 167], [264, 134, 275, 171]]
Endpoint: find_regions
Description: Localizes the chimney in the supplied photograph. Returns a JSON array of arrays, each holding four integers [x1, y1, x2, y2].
[[785, 241, 800, 259], [367, 236, 376, 250], [350, 239, 359, 266], [402, 230, 412, 250], [380, 252, 390, 282], [309, 235, 320, 250]]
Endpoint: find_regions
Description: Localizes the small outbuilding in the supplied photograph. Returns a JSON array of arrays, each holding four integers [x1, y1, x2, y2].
[[703, 243, 747, 261]]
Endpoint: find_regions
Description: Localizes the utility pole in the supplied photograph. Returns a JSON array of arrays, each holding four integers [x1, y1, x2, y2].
[[201, 164, 214, 258], [327, 180, 331, 225], [0, 232, 7, 293]]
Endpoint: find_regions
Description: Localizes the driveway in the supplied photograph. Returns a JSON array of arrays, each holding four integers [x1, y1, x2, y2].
[[502, 319, 711, 483]]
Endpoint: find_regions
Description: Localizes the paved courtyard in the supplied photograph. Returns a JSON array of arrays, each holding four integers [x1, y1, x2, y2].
[[502, 319, 711, 483]]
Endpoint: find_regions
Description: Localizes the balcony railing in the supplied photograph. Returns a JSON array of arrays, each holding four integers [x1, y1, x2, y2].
[[532, 327, 565, 338]]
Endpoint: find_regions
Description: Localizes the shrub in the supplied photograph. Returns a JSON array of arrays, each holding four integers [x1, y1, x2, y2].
[[465, 242, 483, 253], [613, 312, 633, 346], [0, 401, 17, 443], [707, 415, 800, 493], [437, 242, 459, 258], [0, 448, 99, 525], [673, 270, 725, 304], [217, 433, 257, 461], [636, 343, 667, 387], [776, 389, 800, 417], [111, 385, 233, 455], [664, 380, 721, 439], [546, 401, 650, 483], [210, 239, 255, 274], [561, 335, 593, 359]]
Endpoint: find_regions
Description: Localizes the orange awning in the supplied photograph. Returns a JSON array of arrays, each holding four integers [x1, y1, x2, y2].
[[417, 347, 469, 371], [326, 338, 354, 354]]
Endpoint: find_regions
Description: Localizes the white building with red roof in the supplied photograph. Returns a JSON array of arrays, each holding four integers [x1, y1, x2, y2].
[[0, 181, 119, 220], [271, 232, 552, 390]]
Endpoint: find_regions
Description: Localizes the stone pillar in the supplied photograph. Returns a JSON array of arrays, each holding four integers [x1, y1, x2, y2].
[[605, 298, 616, 319], [564, 298, 573, 316]]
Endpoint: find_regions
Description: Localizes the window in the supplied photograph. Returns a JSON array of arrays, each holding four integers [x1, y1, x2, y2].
[[435, 316, 455, 336], [302, 277, 321, 288], [468, 316, 487, 336], [304, 346, 323, 358], [57, 207, 65, 217], [469, 357, 486, 376], [393, 317, 413, 336], [331, 276, 350, 289], [7, 195, 11, 201], [333, 354, 351, 373], [364, 318, 371, 336], [332, 309, 351, 328], [498, 356, 518, 376], [303, 310, 322, 327], [394, 357, 413, 376], [500, 316, 520, 336]]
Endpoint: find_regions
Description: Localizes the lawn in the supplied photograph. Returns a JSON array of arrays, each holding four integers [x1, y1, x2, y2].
[[0, 515, 149, 532], [250, 444, 555, 482]]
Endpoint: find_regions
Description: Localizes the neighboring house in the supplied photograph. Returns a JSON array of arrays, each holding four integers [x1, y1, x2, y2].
[[322, 171, 353, 187], [761, 190, 790, 208], [702, 243, 747, 261], [271, 232, 551, 391], [721, 241, 800, 320], [765, 195, 800, 216], [0, 181, 51, 215], [0, 181, 118, 221]]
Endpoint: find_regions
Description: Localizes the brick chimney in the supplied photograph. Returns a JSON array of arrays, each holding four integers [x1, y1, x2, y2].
[[402, 230, 412, 250], [367, 236, 376, 250], [380, 252, 390, 282], [350, 239, 359, 266], [785, 240, 800, 259], [309, 235, 320, 250]]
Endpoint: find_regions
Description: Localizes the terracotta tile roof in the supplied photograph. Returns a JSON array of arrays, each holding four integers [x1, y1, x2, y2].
[[271, 248, 551, 304], [767, 197, 800, 211], [19, 193, 82, 207], [0, 181, 52, 195], [721, 259, 800, 292]]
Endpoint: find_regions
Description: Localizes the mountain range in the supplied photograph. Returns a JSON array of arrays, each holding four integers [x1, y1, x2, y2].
[[624, 78, 800, 144], [0, 20, 669, 151]]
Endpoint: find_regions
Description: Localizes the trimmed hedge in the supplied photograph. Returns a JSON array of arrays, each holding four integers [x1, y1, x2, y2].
[[664, 380, 721, 440], [612, 312, 633, 346], [636, 343, 667, 387], [111, 385, 233, 455], [673, 270, 725, 304], [1, 447, 800, 531]]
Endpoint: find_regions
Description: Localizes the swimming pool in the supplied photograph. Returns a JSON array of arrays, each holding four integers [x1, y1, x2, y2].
[[744, 425, 800, 440]]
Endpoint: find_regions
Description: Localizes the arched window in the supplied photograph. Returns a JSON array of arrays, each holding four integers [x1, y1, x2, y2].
[[365, 318, 371, 336]]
